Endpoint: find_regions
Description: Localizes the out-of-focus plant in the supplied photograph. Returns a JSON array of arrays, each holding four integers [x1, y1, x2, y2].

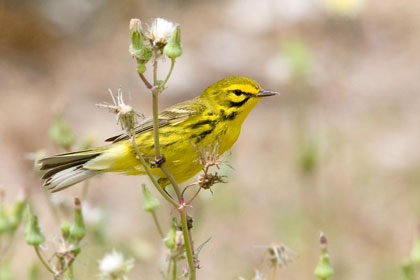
[[401, 225, 420, 280], [323, 0, 364, 17], [0, 189, 28, 279], [25, 198, 86, 279], [281, 39, 312, 81], [297, 138, 321, 175], [48, 116, 76, 151], [314, 233, 334, 280], [98, 250, 134, 280]]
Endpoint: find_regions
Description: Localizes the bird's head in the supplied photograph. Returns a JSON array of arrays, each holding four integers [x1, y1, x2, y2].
[[201, 76, 278, 122]]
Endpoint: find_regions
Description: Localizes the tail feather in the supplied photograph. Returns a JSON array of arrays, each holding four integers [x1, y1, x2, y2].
[[45, 166, 99, 193], [39, 150, 102, 192]]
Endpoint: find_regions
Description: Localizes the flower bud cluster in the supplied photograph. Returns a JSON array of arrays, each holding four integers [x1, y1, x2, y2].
[[129, 18, 182, 74], [25, 197, 87, 276]]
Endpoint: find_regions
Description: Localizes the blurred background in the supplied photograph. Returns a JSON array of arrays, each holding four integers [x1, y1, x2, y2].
[[1, 0, 420, 279]]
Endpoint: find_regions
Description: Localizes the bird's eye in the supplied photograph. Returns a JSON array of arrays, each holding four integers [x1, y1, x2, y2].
[[233, 90, 243, 96]]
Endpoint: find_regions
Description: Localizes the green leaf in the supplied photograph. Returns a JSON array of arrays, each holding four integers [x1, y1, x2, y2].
[[194, 237, 211, 259]]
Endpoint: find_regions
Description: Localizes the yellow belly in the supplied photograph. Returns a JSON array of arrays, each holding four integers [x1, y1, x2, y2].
[[84, 119, 241, 185]]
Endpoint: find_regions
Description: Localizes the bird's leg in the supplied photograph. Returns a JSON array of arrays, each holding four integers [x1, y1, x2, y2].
[[150, 154, 166, 168]]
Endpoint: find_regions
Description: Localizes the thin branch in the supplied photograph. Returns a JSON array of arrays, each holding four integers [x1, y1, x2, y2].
[[185, 186, 202, 206], [160, 165, 182, 202], [34, 246, 55, 275], [172, 259, 177, 280], [180, 210, 196, 279], [161, 58, 176, 89], [165, 258, 172, 280], [151, 211, 164, 239], [138, 73, 153, 89], [271, 262, 278, 280], [152, 88, 162, 160]]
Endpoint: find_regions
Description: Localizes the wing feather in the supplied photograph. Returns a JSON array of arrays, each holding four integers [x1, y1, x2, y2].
[[105, 97, 205, 143]]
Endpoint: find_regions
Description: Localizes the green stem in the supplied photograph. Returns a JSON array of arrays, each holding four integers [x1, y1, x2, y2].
[[166, 258, 172, 280], [161, 58, 176, 89], [139, 73, 153, 89], [151, 211, 164, 239], [271, 262, 278, 280], [180, 210, 196, 279], [138, 45, 196, 280], [129, 132, 179, 209], [160, 165, 182, 202], [172, 259, 177, 280], [34, 246, 54, 275], [151, 49, 162, 161], [153, 51, 158, 85], [152, 89, 161, 160]]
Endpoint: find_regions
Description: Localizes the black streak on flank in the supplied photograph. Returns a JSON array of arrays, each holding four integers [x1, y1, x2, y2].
[[188, 119, 217, 130], [197, 129, 214, 142], [190, 128, 214, 143], [229, 96, 251, 108]]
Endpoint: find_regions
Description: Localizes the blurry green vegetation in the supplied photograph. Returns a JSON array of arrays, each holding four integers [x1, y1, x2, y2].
[[48, 116, 76, 151], [281, 39, 312, 80]]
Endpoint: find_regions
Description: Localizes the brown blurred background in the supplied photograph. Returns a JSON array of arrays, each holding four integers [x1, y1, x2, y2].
[[1, 0, 420, 279]]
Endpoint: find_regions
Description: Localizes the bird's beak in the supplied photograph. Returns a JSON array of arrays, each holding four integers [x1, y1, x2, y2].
[[256, 89, 279, 97]]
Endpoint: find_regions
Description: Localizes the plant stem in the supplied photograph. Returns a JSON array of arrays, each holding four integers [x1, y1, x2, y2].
[[34, 246, 54, 275], [165, 258, 172, 280], [172, 259, 177, 280], [185, 186, 202, 206], [153, 52, 158, 85], [180, 210, 196, 279], [151, 211, 164, 239], [129, 131, 179, 208], [271, 262, 278, 280], [160, 165, 182, 202], [138, 47, 196, 280], [139, 73, 153, 89], [152, 88, 161, 160], [161, 58, 176, 89]]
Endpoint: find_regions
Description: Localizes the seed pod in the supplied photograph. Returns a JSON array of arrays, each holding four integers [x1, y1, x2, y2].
[[314, 233, 334, 280], [142, 185, 160, 213], [24, 211, 45, 246], [69, 198, 86, 243], [164, 25, 182, 59], [164, 219, 177, 250]]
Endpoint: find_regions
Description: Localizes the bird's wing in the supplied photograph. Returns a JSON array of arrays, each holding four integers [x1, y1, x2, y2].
[[105, 97, 204, 143]]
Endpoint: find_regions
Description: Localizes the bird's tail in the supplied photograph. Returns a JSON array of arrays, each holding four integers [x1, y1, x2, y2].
[[39, 149, 103, 192]]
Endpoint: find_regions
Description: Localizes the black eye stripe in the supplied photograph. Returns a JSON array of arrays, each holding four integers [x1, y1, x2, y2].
[[232, 89, 252, 96]]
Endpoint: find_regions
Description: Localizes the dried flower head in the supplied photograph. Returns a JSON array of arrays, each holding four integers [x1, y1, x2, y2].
[[147, 18, 176, 46], [268, 243, 295, 268], [98, 250, 134, 280], [193, 141, 223, 169], [97, 88, 143, 134], [197, 171, 226, 191]]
